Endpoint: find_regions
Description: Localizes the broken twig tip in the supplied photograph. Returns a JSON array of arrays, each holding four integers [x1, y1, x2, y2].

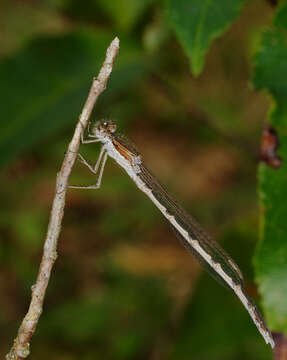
[[113, 37, 120, 45]]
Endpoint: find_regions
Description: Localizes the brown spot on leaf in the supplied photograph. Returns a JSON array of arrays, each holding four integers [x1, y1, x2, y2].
[[266, 0, 278, 7], [273, 333, 287, 360], [260, 125, 282, 169]]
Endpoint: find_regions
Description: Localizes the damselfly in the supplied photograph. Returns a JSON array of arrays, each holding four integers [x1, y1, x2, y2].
[[70, 120, 274, 348]]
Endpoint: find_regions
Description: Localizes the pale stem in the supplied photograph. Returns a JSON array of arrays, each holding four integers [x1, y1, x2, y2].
[[6, 36, 120, 360]]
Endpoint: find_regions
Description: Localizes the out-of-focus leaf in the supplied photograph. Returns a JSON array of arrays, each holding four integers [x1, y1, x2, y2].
[[41, 272, 170, 358], [0, 30, 146, 167], [253, 3, 287, 333], [13, 209, 46, 252], [0, 1, 65, 56], [143, 17, 170, 53], [170, 272, 273, 359], [169, 221, 272, 359], [97, 0, 154, 32], [166, 0, 246, 76]]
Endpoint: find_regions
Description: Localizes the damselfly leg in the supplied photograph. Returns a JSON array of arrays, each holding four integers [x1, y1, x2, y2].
[[69, 147, 108, 189], [78, 120, 99, 144]]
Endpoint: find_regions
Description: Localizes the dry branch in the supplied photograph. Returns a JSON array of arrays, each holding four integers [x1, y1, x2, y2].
[[6, 36, 120, 360]]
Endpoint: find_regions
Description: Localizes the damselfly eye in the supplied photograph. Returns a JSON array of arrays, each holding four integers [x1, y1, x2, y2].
[[102, 120, 116, 133], [108, 122, 117, 133]]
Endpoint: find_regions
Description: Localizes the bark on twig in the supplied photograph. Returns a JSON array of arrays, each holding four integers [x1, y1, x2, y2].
[[6, 36, 120, 360]]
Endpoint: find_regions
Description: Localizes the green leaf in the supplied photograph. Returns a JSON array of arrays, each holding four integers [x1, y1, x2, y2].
[[0, 30, 146, 167], [166, 0, 246, 76], [253, 3, 287, 333], [170, 221, 273, 357], [97, 0, 154, 32], [41, 273, 170, 357], [171, 273, 272, 359]]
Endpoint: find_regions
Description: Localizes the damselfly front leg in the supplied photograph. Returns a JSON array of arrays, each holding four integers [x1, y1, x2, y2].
[[80, 121, 100, 144], [69, 147, 108, 189]]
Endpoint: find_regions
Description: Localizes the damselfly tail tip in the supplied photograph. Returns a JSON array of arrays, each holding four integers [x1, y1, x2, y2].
[[257, 313, 274, 348], [235, 286, 274, 349], [254, 310, 275, 349], [259, 323, 274, 348], [267, 332, 275, 349]]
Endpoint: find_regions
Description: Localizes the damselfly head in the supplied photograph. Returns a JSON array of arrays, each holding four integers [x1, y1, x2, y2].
[[92, 120, 117, 137]]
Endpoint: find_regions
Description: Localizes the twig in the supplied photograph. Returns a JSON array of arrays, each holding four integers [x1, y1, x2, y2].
[[6, 36, 120, 360]]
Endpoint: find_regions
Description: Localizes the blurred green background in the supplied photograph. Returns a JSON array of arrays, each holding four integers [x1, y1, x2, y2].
[[0, 0, 280, 359]]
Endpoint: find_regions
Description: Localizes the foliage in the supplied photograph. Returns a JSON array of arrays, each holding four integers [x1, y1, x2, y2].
[[97, 0, 155, 32], [0, 30, 146, 167], [253, 2, 287, 333], [0, 0, 286, 359], [167, 0, 246, 75]]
